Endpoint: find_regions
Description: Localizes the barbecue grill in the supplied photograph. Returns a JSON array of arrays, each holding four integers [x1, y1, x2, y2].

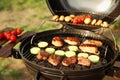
[[0, 0, 120, 80]]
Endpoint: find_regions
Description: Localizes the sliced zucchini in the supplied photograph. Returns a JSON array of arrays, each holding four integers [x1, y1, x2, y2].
[[30, 47, 40, 54], [38, 41, 48, 48], [65, 51, 76, 57], [55, 50, 65, 56], [45, 48, 55, 54], [68, 46, 78, 52], [88, 55, 100, 63], [78, 53, 89, 58]]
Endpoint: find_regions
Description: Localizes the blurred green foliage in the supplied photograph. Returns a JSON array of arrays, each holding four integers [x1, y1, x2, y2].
[[115, 19, 120, 27], [111, 20, 120, 30], [0, 0, 46, 11]]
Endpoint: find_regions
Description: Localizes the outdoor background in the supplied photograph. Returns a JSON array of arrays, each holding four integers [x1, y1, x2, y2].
[[0, 0, 120, 80]]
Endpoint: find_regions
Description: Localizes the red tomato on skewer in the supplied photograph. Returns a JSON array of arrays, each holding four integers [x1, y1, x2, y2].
[[4, 31, 12, 40], [73, 19, 78, 24], [0, 33, 4, 39], [9, 35, 17, 42], [11, 30, 17, 36], [15, 28, 23, 35]]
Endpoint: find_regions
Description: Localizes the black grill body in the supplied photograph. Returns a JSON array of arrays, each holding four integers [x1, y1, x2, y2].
[[19, 29, 119, 80]]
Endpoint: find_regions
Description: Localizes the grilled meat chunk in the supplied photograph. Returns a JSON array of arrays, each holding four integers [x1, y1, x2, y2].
[[79, 44, 98, 54], [78, 56, 91, 67], [64, 37, 80, 45], [62, 56, 77, 66], [48, 54, 61, 66], [82, 40, 103, 47], [52, 36, 63, 47], [36, 50, 49, 60]]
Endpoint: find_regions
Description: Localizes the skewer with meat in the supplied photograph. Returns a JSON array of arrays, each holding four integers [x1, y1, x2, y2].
[[62, 56, 77, 66], [48, 54, 61, 66], [36, 50, 49, 60]]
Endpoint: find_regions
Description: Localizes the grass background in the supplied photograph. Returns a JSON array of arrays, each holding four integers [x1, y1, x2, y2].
[[0, 0, 120, 80], [0, 0, 60, 32], [0, 0, 46, 11], [0, 0, 60, 80]]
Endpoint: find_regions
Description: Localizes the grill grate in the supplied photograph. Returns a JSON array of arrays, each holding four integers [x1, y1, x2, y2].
[[22, 35, 114, 71], [20, 29, 117, 72], [25, 55, 107, 71]]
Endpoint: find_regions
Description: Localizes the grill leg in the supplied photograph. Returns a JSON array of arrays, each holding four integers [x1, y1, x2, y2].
[[35, 72, 41, 80], [40, 77, 51, 80], [60, 76, 68, 80], [35, 72, 53, 80]]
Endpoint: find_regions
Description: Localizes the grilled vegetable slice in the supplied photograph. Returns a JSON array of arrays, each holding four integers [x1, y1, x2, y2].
[[30, 47, 40, 54], [88, 55, 100, 63], [68, 46, 78, 52], [65, 51, 76, 57], [38, 41, 48, 48], [55, 50, 65, 56], [78, 53, 89, 58], [45, 48, 55, 54], [84, 18, 91, 24]]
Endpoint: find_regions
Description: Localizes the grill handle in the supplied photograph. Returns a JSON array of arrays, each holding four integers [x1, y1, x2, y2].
[[11, 31, 36, 59], [106, 51, 120, 79], [11, 49, 22, 59], [116, 52, 120, 61], [106, 66, 120, 80], [60, 76, 68, 80]]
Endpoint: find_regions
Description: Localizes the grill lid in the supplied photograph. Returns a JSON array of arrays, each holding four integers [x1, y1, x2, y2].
[[46, 0, 120, 19], [46, 0, 120, 30]]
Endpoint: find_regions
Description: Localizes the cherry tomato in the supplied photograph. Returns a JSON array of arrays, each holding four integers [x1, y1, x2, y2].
[[1, 28, 23, 42], [80, 17, 85, 22], [4, 31, 11, 36], [77, 18, 82, 23], [73, 19, 78, 24], [5, 33, 11, 40], [11, 30, 17, 36], [0, 33, 4, 39], [15, 28, 23, 35], [9, 35, 16, 42], [4, 31, 11, 40]]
